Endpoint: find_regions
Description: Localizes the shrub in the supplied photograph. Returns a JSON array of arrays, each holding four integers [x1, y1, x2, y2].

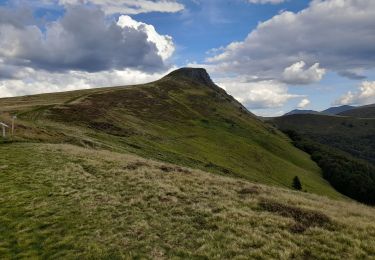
[[292, 176, 302, 190]]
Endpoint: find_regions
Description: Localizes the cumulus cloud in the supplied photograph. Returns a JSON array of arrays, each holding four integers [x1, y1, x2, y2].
[[0, 6, 34, 28], [217, 77, 300, 109], [335, 81, 375, 106], [58, 0, 184, 14], [297, 98, 310, 109], [117, 15, 174, 60], [282, 61, 325, 85], [247, 0, 285, 4], [0, 3, 176, 98], [0, 5, 175, 74], [207, 0, 375, 83]]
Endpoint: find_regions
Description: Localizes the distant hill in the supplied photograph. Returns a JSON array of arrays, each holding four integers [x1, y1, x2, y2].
[[284, 105, 356, 117], [321, 105, 355, 115], [284, 109, 320, 116], [339, 104, 375, 118], [0, 67, 340, 198]]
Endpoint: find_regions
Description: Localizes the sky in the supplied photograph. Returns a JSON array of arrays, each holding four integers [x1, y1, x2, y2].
[[0, 0, 375, 116]]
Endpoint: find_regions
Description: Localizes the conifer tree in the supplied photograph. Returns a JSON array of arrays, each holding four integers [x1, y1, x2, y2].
[[292, 176, 302, 190]]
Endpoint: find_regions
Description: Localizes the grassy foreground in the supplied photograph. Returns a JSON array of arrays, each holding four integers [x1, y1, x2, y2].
[[0, 143, 374, 259]]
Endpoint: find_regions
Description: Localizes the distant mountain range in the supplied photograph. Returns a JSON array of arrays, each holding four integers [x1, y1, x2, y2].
[[283, 104, 375, 117], [321, 105, 355, 115], [284, 109, 321, 116]]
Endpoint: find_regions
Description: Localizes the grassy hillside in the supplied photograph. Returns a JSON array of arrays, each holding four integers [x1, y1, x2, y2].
[[0, 68, 341, 198], [0, 143, 374, 259], [272, 114, 375, 165]]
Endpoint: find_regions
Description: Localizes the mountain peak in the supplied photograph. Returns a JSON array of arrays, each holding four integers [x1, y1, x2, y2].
[[165, 67, 216, 87], [284, 109, 320, 116], [322, 105, 355, 115]]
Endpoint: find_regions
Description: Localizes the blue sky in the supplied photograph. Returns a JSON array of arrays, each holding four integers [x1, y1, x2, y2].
[[134, 0, 311, 66], [0, 0, 375, 116]]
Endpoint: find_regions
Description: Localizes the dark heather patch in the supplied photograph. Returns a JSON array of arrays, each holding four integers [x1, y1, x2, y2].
[[88, 122, 135, 137], [158, 165, 191, 174], [124, 161, 150, 170], [259, 199, 332, 233], [237, 186, 260, 195], [81, 163, 97, 175]]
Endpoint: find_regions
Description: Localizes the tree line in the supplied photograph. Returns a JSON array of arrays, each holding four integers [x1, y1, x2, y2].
[[284, 130, 375, 205]]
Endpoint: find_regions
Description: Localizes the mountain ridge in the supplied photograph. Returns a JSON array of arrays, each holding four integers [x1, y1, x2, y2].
[[338, 103, 375, 118], [284, 109, 320, 116], [284, 105, 357, 116], [321, 105, 355, 115], [0, 67, 341, 198], [164, 67, 216, 87]]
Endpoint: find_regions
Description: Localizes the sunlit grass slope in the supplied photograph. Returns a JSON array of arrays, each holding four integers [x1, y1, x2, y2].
[[0, 143, 374, 259], [0, 68, 341, 198]]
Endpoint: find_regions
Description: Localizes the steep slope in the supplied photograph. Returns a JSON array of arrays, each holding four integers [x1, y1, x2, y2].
[[0, 143, 374, 259], [321, 105, 355, 115], [0, 68, 341, 198], [272, 114, 375, 165], [339, 104, 375, 118]]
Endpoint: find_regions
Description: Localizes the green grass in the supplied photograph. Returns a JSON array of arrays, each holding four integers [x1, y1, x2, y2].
[[0, 74, 342, 199], [0, 143, 374, 259]]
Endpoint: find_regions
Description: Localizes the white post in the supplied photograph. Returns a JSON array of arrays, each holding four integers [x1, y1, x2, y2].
[[11, 116, 16, 136], [0, 123, 9, 138]]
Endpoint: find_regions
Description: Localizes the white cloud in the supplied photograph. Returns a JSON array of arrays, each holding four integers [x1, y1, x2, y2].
[[117, 15, 174, 60], [0, 5, 174, 73], [297, 98, 310, 109], [58, 0, 184, 14], [247, 0, 285, 4], [217, 77, 300, 109], [335, 81, 375, 106], [207, 0, 375, 83], [0, 4, 176, 98], [282, 61, 326, 85]]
